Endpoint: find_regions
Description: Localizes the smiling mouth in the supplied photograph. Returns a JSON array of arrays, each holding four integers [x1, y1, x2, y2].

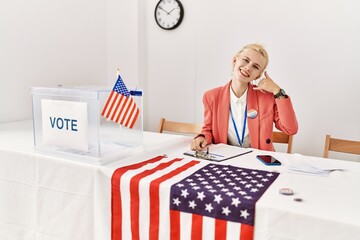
[[240, 69, 250, 77]]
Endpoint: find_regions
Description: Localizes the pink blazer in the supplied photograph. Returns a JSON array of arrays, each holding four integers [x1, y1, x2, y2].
[[200, 81, 298, 151]]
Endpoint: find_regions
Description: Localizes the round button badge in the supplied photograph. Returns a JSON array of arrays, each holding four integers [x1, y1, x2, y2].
[[247, 109, 258, 119], [279, 188, 294, 195]]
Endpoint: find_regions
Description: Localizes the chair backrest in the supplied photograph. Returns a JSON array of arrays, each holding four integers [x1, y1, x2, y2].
[[272, 131, 294, 153], [323, 134, 360, 158], [158, 118, 202, 135]]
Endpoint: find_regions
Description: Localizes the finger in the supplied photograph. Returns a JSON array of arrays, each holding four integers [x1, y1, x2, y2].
[[195, 140, 203, 151], [264, 71, 270, 79]]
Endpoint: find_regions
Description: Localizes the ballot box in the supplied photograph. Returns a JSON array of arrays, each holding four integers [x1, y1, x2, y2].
[[31, 86, 143, 165]]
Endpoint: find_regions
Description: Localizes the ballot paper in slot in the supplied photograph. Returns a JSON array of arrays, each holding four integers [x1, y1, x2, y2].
[[184, 143, 252, 161]]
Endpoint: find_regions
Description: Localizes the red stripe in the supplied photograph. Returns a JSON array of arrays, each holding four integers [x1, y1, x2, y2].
[[106, 93, 120, 119], [111, 156, 166, 240], [128, 108, 140, 129], [114, 95, 126, 122], [102, 89, 139, 128], [191, 214, 203, 240], [170, 210, 180, 240], [119, 97, 132, 125], [215, 218, 227, 240], [124, 102, 136, 127], [101, 90, 114, 116], [130, 158, 183, 240], [111, 95, 124, 121], [239, 224, 254, 240], [149, 160, 200, 240]]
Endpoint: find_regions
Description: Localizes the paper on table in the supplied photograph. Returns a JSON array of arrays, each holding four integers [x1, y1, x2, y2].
[[184, 143, 252, 162], [287, 155, 345, 176]]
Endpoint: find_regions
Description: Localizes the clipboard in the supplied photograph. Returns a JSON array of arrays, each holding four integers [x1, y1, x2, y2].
[[183, 143, 253, 162]]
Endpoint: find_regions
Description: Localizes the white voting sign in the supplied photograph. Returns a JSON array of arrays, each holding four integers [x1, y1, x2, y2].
[[41, 99, 88, 152]]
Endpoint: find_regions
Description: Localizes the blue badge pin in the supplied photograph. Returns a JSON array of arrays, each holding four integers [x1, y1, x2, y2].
[[247, 109, 258, 119]]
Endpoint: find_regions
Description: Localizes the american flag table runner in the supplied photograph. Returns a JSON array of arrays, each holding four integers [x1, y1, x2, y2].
[[111, 155, 279, 240]]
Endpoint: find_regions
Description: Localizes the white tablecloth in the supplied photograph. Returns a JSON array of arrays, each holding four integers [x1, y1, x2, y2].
[[1, 120, 360, 240], [0, 120, 188, 240], [98, 137, 360, 240]]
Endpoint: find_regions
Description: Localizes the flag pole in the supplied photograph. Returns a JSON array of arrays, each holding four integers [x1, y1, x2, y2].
[[116, 68, 120, 77]]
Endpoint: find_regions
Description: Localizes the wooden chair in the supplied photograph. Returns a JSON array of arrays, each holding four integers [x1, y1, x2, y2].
[[323, 134, 360, 158], [272, 131, 294, 153], [158, 118, 202, 135]]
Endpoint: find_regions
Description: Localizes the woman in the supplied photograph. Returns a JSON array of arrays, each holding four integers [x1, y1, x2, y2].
[[191, 43, 298, 151]]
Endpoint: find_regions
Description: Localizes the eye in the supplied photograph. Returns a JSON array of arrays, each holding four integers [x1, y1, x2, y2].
[[242, 58, 249, 63], [253, 65, 260, 70]]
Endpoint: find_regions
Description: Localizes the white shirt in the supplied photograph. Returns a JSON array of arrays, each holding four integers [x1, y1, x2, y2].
[[227, 86, 251, 148]]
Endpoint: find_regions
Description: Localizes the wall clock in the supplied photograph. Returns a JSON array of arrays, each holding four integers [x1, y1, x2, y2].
[[154, 0, 184, 30]]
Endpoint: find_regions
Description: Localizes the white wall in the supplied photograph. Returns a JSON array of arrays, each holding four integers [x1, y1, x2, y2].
[[143, 0, 360, 159], [0, 0, 107, 122], [1, 0, 359, 160], [105, 0, 140, 88]]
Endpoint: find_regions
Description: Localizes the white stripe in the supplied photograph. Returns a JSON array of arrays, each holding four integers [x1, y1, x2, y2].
[[126, 101, 137, 126], [119, 159, 209, 239], [119, 159, 193, 240], [159, 160, 206, 239], [113, 95, 126, 122], [104, 93, 117, 117], [227, 220, 241, 240], [138, 174, 150, 240], [120, 170, 132, 240], [117, 97, 131, 124], [137, 159, 187, 240], [122, 99, 135, 126], [108, 94, 120, 120], [202, 215, 215, 240], [120, 162, 163, 240], [180, 211, 192, 240]]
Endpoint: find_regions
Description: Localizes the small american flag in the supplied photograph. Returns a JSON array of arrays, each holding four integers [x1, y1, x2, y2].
[[111, 156, 279, 240], [102, 73, 139, 129]]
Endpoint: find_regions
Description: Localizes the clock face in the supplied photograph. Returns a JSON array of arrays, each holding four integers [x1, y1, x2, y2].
[[154, 0, 184, 30]]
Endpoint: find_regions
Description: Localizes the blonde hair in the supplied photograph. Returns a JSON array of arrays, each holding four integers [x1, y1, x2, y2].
[[233, 43, 269, 75]]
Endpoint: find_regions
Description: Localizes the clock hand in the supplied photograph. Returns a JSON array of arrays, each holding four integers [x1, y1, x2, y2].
[[159, 6, 169, 14], [168, 8, 175, 15]]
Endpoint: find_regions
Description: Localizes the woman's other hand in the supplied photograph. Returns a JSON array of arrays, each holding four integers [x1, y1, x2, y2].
[[253, 71, 281, 94]]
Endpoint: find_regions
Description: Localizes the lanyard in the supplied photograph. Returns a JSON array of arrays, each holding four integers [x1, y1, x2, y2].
[[230, 103, 247, 147]]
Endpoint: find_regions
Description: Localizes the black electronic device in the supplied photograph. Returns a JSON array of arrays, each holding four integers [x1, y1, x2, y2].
[[256, 155, 281, 165]]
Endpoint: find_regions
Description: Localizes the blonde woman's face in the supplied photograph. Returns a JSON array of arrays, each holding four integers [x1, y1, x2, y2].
[[233, 48, 266, 82]]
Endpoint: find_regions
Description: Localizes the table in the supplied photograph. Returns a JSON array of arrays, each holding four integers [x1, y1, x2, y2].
[[1, 120, 360, 240], [99, 143, 360, 240], [0, 120, 188, 240]]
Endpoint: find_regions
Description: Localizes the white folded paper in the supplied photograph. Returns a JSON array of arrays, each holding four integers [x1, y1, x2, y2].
[[287, 159, 345, 176]]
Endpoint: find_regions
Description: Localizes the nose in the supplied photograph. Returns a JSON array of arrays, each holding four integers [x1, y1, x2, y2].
[[243, 64, 251, 72]]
